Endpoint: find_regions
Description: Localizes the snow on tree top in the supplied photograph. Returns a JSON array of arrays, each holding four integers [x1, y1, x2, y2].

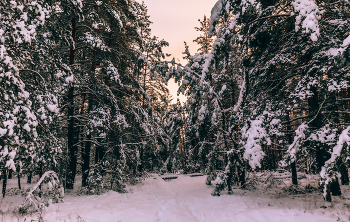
[[292, 0, 322, 41]]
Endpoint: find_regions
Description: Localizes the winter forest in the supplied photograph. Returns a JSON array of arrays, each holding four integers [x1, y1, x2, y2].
[[1, 0, 350, 221]]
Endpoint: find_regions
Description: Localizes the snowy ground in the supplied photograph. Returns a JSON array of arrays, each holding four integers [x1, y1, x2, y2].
[[1, 173, 350, 222]]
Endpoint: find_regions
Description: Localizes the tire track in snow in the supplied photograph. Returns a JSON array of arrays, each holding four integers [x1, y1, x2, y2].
[[147, 175, 201, 222]]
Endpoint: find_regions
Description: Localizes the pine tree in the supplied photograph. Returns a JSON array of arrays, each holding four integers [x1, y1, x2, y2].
[[193, 15, 214, 54], [0, 0, 55, 196]]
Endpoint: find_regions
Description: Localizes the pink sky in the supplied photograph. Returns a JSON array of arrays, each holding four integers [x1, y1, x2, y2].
[[136, 0, 218, 103]]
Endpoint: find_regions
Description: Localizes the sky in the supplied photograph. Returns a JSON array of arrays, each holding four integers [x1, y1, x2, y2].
[[135, 0, 218, 104]]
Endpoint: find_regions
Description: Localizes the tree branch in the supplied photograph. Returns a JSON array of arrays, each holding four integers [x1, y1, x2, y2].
[[248, 13, 291, 26]]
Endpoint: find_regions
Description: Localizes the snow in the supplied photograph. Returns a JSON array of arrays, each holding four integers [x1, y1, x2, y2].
[[320, 126, 350, 196], [292, 0, 321, 41], [242, 119, 268, 169], [5, 159, 16, 171], [0, 147, 9, 158], [325, 47, 347, 56], [324, 126, 350, 166], [342, 35, 350, 47], [286, 123, 308, 163], [83, 33, 109, 51], [23, 123, 31, 132], [65, 75, 74, 83], [1, 174, 347, 222], [55, 71, 63, 78], [208, 0, 224, 37], [308, 124, 336, 145], [8, 150, 16, 159], [0, 127, 7, 136], [233, 73, 245, 112], [198, 104, 207, 121], [47, 104, 58, 113]]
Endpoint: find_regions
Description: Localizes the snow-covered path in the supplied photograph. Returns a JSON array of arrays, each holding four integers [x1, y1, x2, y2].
[[3, 174, 348, 222]]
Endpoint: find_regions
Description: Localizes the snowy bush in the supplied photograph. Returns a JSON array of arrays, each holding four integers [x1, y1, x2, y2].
[[18, 171, 63, 214], [87, 164, 104, 194]]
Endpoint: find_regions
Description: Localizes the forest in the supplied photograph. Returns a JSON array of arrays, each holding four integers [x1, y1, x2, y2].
[[1, 0, 350, 217]]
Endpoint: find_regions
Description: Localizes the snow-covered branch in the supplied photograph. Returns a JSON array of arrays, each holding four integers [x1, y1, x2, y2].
[[320, 126, 350, 197]]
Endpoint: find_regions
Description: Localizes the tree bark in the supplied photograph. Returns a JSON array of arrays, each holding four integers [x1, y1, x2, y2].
[[27, 171, 32, 184], [95, 139, 105, 164], [2, 169, 7, 197], [286, 112, 298, 185], [82, 97, 94, 187], [67, 86, 77, 189], [291, 161, 298, 185], [38, 165, 43, 197], [339, 161, 349, 185], [240, 165, 246, 188], [17, 166, 21, 190], [8, 169, 12, 179], [66, 18, 77, 190], [17, 173, 21, 190], [308, 87, 324, 172], [330, 177, 342, 196]]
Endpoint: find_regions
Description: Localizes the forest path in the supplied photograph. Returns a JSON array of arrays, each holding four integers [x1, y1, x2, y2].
[[2, 174, 344, 222], [146, 174, 201, 222]]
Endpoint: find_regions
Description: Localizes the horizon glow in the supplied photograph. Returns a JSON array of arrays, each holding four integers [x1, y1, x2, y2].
[[136, 0, 217, 104]]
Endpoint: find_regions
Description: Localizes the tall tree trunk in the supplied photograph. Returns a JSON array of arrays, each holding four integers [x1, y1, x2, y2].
[[286, 111, 298, 185], [308, 87, 324, 172], [38, 164, 43, 197], [339, 161, 349, 185], [8, 169, 12, 179], [67, 86, 77, 189], [240, 167, 246, 187], [330, 177, 342, 196], [2, 169, 7, 197], [95, 138, 105, 164], [291, 161, 298, 185], [27, 171, 32, 184], [17, 172, 21, 190], [17, 163, 21, 190], [82, 97, 94, 187], [66, 18, 77, 190]]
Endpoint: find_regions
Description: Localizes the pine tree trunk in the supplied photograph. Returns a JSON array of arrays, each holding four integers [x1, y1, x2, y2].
[[67, 86, 77, 189], [240, 165, 246, 188], [330, 177, 342, 196], [82, 97, 94, 187], [308, 87, 324, 172], [8, 169, 12, 179], [38, 164, 43, 192], [82, 133, 91, 187], [17, 166, 21, 190], [138, 147, 144, 173], [339, 162, 349, 185], [2, 169, 7, 197], [27, 171, 32, 184], [291, 161, 298, 185], [17, 173, 21, 190], [325, 187, 332, 202], [95, 139, 104, 164], [66, 18, 77, 190], [286, 111, 298, 185]]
